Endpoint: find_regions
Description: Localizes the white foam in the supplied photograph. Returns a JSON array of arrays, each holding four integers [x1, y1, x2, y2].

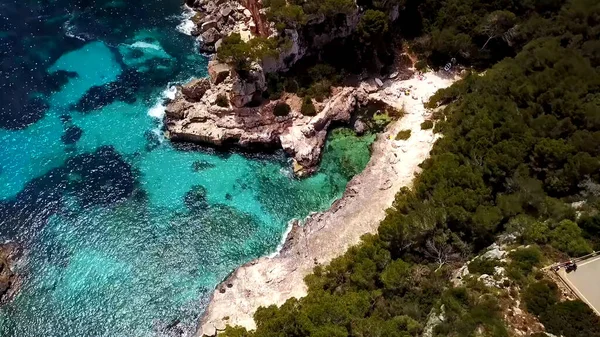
[[130, 41, 162, 51], [268, 219, 296, 258], [177, 5, 197, 36], [148, 85, 177, 119]]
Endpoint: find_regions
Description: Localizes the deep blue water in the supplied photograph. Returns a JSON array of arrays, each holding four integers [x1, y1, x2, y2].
[[0, 1, 373, 336]]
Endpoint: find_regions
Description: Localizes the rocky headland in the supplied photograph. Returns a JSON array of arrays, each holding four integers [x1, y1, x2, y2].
[[168, 0, 410, 176], [166, 65, 382, 176]]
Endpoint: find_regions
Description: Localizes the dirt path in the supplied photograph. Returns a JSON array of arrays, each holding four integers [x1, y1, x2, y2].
[[196, 72, 457, 336]]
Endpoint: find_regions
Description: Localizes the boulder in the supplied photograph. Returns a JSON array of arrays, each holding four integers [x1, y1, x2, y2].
[[230, 80, 257, 107], [208, 60, 230, 85], [219, 4, 232, 17], [354, 119, 366, 135], [181, 78, 211, 102], [201, 27, 222, 44], [200, 20, 218, 33]]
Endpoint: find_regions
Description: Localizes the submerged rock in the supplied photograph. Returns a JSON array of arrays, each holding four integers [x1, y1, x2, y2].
[[0, 242, 21, 305]]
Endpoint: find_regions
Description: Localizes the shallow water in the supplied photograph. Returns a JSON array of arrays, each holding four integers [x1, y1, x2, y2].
[[0, 1, 374, 336]]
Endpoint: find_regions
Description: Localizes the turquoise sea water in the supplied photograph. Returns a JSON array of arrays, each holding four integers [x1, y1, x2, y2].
[[0, 1, 374, 336]]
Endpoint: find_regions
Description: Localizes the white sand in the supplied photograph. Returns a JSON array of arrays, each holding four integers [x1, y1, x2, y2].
[[196, 71, 457, 336]]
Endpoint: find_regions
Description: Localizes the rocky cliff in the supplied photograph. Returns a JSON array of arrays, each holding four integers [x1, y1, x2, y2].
[[170, 0, 404, 175], [166, 63, 373, 176]]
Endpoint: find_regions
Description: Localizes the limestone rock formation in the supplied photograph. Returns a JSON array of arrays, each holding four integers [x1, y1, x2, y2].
[[165, 82, 369, 176], [187, 0, 266, 53], [181, 78, 211, 102]]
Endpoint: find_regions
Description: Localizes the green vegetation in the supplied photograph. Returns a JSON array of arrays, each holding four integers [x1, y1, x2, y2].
[[467, 257, 499, 275], [420, 120, 433, 130], [218, 0, 600, 336], [540, 300, 600, 337], [215, 94, 229, 107], [273, 102, 291, 116], [395, 129, 411, 140], [217, 33, 278, 73], [300, 97, 317, 116], [523, 280, 559, 316], [357, 10, 389, 43], [264, 0, 355, 30], [435, 286, 508, 337]]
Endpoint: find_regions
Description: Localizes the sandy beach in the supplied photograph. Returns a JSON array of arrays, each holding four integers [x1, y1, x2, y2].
[[197, 71, 457, 336]]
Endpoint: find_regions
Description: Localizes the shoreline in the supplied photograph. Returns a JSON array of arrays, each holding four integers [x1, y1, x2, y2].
[[196, 72, 458, 336]]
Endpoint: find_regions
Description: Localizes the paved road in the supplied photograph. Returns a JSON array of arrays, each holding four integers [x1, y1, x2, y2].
[[565, 256, 600, 315]]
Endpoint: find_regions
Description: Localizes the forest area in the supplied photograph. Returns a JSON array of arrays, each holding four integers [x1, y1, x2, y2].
[[217, 0, 600, 336]]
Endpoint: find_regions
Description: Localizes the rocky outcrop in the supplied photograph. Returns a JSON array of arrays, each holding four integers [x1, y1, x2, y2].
[[0, 242, 21, 305], [181, 78, 211, 102], [165, 75, 369, 176], [188, 0, 266, 53]]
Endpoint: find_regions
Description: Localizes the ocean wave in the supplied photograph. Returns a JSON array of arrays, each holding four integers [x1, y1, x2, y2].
[[176, 5, 197, 36], [148, 85, 177, 119], [268, 219, 296, 258], [130, 41, 162, 51]]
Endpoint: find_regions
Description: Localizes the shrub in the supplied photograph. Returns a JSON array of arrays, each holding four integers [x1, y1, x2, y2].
[[548, 219, 592, 257], [420, 120, 434, 130], [215, 94, 229, 107], [306, 80, 332, 101], [395, 129, 411, 140], [300, 97, 317, 116], [357, 10, 388, 42], [540, 301, 600, 337], [273, 102, 291, 116], [415, 60, 428, 71], [284, 78, 299, 93], [523, 280, 559, 316], [508, 246, 543, 278], [217, 33, 278, 72], [468, 257, 499, 275]]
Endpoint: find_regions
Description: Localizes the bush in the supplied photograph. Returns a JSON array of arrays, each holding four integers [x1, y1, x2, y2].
[[215, 94, 229, 107], [540, 301, 600, 337], [468, 257, 499, 275], [420, 120, 434, 130], [273, 102, 291, 116], [523, 280, 559, 316], [284, 78, 299, 93], [306, 80, 331, 101], [357, 10, 388, 42], [548, 219, 592, 257], [300, 97, 317, 116], [510, 246, 543, 273], [395, 129, 411, 140], [415, 60, 428, 71], [217, 33, 278, 72]]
